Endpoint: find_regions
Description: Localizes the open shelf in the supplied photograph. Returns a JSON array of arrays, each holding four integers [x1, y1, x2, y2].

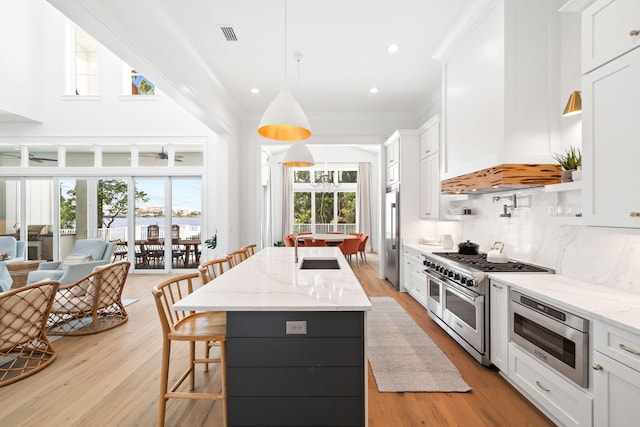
[[544, 181, 582, 192]]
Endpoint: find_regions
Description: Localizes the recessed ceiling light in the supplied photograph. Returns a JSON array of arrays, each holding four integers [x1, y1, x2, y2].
[[250, 88, 260, 94], [387, 43, 400, 54], [369, 87, 379, 94]]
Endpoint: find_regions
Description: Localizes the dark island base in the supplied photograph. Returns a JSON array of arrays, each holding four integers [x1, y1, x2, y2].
[[226, 311, 366, 426]]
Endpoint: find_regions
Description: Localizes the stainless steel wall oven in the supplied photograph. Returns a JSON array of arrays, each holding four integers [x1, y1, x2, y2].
[[510, 290, 589, 387]]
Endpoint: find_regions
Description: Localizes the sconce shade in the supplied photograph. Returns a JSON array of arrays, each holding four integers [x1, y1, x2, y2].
[[282, 141, 314, 167], [562, 90, 582, 117], [258, 86, 311, 141]]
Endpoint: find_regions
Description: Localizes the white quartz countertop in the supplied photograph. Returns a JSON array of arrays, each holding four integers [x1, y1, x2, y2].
[[489, 272, 640, 335], [173, 246, 372, 312], [404, 242, 450, 254]]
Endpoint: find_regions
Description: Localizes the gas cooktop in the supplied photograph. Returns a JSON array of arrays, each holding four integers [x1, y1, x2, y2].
[[431, 252, 552, 273]]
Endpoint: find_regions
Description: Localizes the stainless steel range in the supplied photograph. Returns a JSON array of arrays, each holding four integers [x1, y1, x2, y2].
[[423, 252, 553, 366]]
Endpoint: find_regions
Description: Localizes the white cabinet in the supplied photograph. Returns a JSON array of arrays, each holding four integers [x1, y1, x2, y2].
[[489, 280, 509, 372], [385, 133, 400, 186], [420, 154, 439, 220], [419, 116, 441, 220], [419, 119, 439, 159], [509, 343, 593, 427], [402, 247, 412, 293], [582, 47, 640, 227], [402, 246, 427, 307], [581, 0, 640, 73], [593, 321, 640, 426]]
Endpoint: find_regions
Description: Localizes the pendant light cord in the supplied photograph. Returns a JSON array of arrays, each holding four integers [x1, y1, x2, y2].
[[284, 0, 287, 86]]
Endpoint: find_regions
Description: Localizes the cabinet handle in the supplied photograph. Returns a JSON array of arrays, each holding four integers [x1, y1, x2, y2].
[[535, 381, 550, 392], [424, 149, 431, 154], [492, 284, 503, 289], [630, 29, 640, 36], [619, 343, 640, 356], [592, 364, 603, 371], [630, 212, 640, 217]]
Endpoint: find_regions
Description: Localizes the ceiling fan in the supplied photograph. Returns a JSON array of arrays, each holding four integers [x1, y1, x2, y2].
[[140, 147, 183, 162], [0, 152, 57, 163]]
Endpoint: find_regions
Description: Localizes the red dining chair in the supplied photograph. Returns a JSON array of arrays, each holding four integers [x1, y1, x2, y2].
[[358, 234, 369, 264], [304, 239, 326, 247], [283, 235, 295, 247], [339, 237, 360, 266]]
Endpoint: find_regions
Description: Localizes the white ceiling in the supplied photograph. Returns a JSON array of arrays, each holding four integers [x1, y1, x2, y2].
[[47, 0, 472, 131]]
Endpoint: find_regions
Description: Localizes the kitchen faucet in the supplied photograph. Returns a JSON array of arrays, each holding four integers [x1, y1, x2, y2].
[[494, 194, 517, 217], [294, 235, 312, 263]]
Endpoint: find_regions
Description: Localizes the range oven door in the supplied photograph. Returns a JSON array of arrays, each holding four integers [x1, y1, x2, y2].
[[442, 283, 485, 353], [426, 272, 443, 319]]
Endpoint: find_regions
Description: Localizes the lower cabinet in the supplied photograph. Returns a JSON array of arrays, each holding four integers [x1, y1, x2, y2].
[[226, 311, 365, 426], [509, 343, 592, 427], [489, 280, 509, 372], [410, 271, 427, 307], [593, 320, 640, 426]]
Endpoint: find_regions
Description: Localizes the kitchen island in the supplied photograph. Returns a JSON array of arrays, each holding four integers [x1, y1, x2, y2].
[[174, 246, 372, 427]]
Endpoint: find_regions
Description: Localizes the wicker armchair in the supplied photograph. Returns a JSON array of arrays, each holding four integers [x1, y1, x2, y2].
[[46, 261, 130, 336], [1, 280, 60, 386]]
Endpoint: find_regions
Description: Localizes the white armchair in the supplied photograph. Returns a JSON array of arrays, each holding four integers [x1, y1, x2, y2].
[[0, 236, 26, 264], [27, 239, 115, 286]]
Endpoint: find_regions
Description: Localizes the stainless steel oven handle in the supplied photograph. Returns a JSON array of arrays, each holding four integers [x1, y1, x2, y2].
[[619, 343, 640, 356], [443, 279, 483, 303]]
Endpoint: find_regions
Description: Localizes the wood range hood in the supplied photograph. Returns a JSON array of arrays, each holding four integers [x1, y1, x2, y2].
[[441, 164, 561, 195]]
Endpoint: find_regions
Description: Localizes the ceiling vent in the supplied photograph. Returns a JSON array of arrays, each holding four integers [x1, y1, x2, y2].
[[219, 26, 238, 42]]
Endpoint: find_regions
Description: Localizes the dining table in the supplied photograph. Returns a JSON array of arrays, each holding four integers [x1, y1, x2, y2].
[[298, 233, 359, 246], [131, 239, 201, 268]]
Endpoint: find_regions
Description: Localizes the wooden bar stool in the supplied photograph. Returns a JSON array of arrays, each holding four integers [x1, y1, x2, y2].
[[198, 258, 230, 284], [226, 248, 249, 268], [152, 273, 227, 427], [241, 244, 257, 257]]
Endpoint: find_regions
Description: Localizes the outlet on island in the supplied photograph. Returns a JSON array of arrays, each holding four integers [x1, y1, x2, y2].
[[285, 320, 308, 335]]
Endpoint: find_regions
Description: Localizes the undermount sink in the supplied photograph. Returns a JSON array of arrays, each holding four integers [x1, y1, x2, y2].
[[299, 257, 341, 270]]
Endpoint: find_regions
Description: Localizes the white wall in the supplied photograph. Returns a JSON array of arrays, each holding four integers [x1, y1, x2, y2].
[[0, 0, 44, 122]]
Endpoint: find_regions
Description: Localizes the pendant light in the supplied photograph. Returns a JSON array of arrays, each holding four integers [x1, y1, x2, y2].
[[282, 141, 314, 167], [258, 0, 311, 141], [562, 91, 582, 117]]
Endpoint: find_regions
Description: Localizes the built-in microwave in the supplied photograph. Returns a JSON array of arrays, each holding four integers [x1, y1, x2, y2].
[[509, 290, 589, 387]]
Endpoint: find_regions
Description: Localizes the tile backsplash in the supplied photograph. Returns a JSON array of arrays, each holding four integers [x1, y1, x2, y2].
[[449, 187, 640, 296]]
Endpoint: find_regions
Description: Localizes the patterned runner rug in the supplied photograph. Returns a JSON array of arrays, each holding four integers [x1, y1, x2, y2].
[[368, 297, 471, 392]]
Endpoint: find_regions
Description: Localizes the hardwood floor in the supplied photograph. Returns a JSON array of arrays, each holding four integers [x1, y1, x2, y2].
[[0, 253, 554, 427]]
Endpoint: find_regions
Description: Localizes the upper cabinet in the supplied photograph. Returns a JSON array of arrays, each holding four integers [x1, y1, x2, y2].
[[581, 0, 640, 73], [568, 0, 640, 227], [434, 0, 559, 181], [385, 133, 401, 187], [419, 116, 442, 220]]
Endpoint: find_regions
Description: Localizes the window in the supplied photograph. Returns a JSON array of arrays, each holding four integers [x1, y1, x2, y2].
[[292, 167, 357, 234], [131, 69, 156, 95], [74, 27, 98, 95]]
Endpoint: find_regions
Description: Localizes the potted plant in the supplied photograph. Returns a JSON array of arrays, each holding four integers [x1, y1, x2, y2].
[[553, 146, 582, 182], [204, 231, 217, 249]]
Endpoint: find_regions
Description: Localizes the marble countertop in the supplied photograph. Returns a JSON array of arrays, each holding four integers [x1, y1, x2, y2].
[[403, 241, 450, 254], [173, 246, 372, 312], [489, 272, 640, 335]]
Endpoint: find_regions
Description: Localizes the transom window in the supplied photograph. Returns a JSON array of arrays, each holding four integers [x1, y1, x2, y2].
[[292, 167, 357, 234]]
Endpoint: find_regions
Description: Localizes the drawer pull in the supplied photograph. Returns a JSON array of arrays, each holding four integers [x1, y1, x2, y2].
[[630, 212, 640, 217], [619, 343, 640, 356], [630, 29, 640, 37], [592, 364, 603, 371], [492, 284, 503, 289], [536, 381, 550, 392]]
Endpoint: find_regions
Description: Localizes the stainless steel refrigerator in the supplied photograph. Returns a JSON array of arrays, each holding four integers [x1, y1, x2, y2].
[[385, 186, 399, 289]]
